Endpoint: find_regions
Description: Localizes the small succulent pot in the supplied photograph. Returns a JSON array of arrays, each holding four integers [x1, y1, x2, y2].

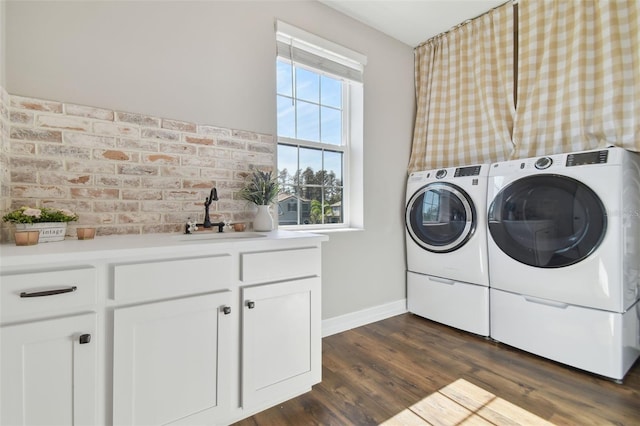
[[14, 230, 40, 246], [76, 227, 96, 240]]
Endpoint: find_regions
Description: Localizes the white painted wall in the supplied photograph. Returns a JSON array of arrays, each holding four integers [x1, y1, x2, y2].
[[5, 0, 414, 320], [0, 0, 5, 87]]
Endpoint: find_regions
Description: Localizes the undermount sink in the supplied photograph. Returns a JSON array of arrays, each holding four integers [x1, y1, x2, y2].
[[175, 232, 267, 242]]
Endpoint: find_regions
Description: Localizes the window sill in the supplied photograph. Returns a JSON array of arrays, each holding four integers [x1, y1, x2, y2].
[[279, 226, 364, 234]]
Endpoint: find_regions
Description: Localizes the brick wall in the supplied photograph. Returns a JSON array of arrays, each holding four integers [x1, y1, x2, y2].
[[1, 90, 275, 242]]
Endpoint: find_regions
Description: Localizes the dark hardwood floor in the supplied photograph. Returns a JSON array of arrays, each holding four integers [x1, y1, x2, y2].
[[234, 313, 640, 426]]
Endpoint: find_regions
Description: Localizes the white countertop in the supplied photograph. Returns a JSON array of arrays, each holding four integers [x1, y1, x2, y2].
[[0, 230, 328, 268]]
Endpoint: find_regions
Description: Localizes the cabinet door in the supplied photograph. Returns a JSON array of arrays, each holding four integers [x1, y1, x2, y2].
[[1, 313, 98, 426], [113, 291, 232, 426], [242, 277, 321, 408]]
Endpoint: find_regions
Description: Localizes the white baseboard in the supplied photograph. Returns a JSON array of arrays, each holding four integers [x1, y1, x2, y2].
[[322, 299, 407, 337]]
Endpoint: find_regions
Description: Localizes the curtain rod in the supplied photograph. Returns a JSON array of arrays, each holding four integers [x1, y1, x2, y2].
[[416, 0, 515, 48]]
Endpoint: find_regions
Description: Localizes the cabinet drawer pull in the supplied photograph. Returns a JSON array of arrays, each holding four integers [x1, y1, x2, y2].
[[19, 286, 78, 298], [524, 296, 568, 309], [247, 300, 255, 309], [428, 276, 455, 285], [223, 306, 231, 315], [79, 334, 92, 344]]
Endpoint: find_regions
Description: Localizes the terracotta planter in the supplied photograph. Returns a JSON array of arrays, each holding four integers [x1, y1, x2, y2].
[[77, 227, 96, 240], [14, 230, 40, 246]]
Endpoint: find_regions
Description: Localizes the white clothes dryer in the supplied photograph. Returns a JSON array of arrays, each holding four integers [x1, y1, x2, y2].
[[405, 164, 490, 336], [487, 147, 640, 380]]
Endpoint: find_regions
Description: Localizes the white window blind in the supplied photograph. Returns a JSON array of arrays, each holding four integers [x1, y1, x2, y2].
[[275, 20, 366, 83]]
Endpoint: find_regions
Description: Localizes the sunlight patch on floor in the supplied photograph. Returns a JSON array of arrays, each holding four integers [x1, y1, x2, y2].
[[380, 378, 555, 425]]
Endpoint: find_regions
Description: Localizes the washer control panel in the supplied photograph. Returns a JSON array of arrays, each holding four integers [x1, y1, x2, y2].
[[566, 149, 609, 167], [454, 165, 482, 177]]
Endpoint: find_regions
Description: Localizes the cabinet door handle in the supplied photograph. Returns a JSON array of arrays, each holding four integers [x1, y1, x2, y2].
[[246, 300, 255, 309], [20, 286, 77, 298], [223, 306, 231, 315], [79, 334, 91, 344]]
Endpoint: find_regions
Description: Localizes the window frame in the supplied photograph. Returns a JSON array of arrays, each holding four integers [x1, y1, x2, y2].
[[275, 21, 365, 231]]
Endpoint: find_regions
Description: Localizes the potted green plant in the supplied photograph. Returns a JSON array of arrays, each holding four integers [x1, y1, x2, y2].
[[238, 170, 279, 231], [3, 206, 78, 243]]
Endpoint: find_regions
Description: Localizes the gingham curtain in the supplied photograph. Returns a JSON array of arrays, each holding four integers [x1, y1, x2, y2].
[[408, 1, 515, 172], [513, 0, 640, 158]]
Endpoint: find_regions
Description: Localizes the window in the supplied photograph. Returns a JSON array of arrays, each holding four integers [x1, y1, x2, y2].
[[275, 21, 366, 229], [276, 63, 345, 226]]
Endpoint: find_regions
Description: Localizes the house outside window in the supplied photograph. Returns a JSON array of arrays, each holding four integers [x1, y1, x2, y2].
[[275, 21, 366, 230]]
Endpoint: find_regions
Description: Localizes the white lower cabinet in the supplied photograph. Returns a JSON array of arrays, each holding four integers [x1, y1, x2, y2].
[[0, 232, 326, 425], [112, 291, 232, 426], [1, 313, 98, 426], [242, 277, 322, 409]]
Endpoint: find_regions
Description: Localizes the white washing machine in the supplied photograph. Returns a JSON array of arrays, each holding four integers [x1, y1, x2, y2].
[[405, 164, 490, 336], [487, 147, 640, 381]]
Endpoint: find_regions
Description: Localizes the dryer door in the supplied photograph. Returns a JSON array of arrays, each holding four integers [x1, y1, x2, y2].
[[406, 182, 476, 253], [488, 174, 607, 268]]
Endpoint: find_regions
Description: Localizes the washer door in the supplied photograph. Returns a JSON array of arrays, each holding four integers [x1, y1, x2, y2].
[[406, 182, 476, 253], [488, 174, 607, 268]]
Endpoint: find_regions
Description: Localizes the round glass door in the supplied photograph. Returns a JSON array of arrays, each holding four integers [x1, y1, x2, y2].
[[488, 174, 607, 268], [406, 182, 476, 253]]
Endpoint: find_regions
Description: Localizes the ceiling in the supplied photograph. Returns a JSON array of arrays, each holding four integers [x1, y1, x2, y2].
[[319, 0, 506, 47]]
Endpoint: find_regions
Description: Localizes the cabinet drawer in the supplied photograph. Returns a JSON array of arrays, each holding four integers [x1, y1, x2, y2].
[[1, 267, 97, 321], [240, 247, 320, 284], [112, 254, 232, 302]]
